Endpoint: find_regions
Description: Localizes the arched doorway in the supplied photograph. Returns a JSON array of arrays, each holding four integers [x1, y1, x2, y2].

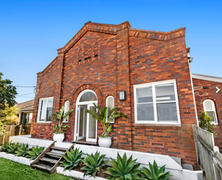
[[74, 90, 98, 142]]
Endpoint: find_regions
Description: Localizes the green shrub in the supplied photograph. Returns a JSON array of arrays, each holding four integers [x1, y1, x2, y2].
[[199, 111, 216, 137], [15, 143, 29, 157], [81, 151, 107, 177], [7, 142, 21, 154], [140, 160, 172, 180], [105, 153, 140, 180], [60, 148, 84, 171], [0, 141, 9, 152], [27, 145, 44, 160]]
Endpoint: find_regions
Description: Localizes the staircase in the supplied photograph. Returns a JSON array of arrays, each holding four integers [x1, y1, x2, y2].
[[31, 142, 74, 173]]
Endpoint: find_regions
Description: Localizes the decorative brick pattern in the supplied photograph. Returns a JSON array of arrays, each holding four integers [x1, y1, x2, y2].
[[31, 21, 198, 168], [193, 78, 222, 151]]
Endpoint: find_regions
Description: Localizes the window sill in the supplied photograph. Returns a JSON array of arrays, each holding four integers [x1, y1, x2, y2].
[[135, 123, 181, 127], [36, 122, 51, 124]]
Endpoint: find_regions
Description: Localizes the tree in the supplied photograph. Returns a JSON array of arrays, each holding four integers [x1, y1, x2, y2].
[[0, 72, 17, 110], [0, 103, 20, 125], [199, 111, 216, 137]]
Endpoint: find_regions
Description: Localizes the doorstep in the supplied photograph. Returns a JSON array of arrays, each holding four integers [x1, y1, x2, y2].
[[56, 167, 107, 180], [72, 141, 98, 146]]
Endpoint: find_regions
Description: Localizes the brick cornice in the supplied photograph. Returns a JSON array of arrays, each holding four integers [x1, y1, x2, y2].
[[129, 27, 186, 41], [57, 21, 131, 54]]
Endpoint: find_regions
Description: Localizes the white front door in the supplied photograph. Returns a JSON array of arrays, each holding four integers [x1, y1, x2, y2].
[[86, 104, 97, 142], [75, 103, 97, 142]]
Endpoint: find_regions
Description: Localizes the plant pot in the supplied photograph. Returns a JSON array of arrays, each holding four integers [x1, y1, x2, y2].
[[98, 137, 112, 148], [53, 133, 65, 142]]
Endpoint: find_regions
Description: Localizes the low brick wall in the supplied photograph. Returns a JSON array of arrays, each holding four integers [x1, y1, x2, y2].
[[0, 125, 31, 144]]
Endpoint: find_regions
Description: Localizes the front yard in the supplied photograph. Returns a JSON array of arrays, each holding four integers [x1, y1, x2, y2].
[[0, 158, 77, 180]]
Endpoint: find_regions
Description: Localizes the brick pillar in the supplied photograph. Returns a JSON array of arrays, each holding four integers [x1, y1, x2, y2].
[[53, 52, 65, 111], [116, 22, 132, 150]]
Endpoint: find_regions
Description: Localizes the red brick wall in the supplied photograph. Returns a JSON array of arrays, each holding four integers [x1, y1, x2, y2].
[[193, 78, 222, 150], [31, 22, 198, 168]]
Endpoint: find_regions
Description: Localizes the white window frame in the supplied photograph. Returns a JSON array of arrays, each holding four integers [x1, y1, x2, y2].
[[203, 99, 218, 125], [106, 96, 115, 123], [134, 79, 181, 125], [64, 100, 70, 123], [37, 97, 54, 123]]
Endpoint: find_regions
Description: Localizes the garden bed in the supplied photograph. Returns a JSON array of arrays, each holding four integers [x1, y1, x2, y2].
[[0, 152, 33, 165]]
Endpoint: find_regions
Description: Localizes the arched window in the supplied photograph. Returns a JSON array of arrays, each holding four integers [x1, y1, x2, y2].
[[64, 101, 70, 122], [203, 99, 218, 124], [79, 91, 97, 102], [106, 96, 115, 123]]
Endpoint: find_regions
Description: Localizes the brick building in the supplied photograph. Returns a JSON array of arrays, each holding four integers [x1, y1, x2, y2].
[[31, 21, 220, 168]]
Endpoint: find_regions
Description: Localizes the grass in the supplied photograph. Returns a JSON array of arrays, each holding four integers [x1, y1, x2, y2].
[[0, 158, 77, 180]]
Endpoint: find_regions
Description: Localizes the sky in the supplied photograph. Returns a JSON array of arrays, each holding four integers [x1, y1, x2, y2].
[[0, 0, 221, 103]]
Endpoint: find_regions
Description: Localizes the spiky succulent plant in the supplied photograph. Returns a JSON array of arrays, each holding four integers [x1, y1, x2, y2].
[[15, 143, 29, 157], [27, 145, 44, 160]]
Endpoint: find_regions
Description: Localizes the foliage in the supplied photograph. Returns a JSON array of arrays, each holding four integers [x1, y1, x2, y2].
[[60, 148, 84, 171], [140, 160, 172, 180], [105, 153, 141, 180], [15, 143, 29, 157], [0, 120, 8, 137], [81, 151, 107, 177], [199, 111, 216, 137], [86, 103, 128, 137], [7, 142, 21, 154], [52, 106, 74, 134], [0, 72, 17, 110], [0, 102, 20, 125], [0, 158, 76, 180], [27, 145, 44, 160], [0, 141, 9, 152]]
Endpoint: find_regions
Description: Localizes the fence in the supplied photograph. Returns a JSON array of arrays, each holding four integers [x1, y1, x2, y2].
[[193, 125, 222, 180], [0, 125, 31, 144]]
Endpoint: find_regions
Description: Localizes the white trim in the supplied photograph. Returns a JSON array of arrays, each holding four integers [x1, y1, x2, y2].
[[106, 96, 115, 123], [203, 99, 218, 125], [134, 79, 181, 125], [74, 89, 98, 142], [37, 97, 54, 123], [192, 73, 222, 83]]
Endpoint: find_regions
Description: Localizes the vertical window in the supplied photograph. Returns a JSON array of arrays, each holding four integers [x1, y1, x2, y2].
[[37, 97, 53, 122], [106, 96, 115, 123], [64, 101, 70, 122], [203, 99, 218, 124], [134, 80, 180, 124]]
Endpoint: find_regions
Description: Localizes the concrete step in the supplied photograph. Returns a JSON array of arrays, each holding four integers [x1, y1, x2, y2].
[[50, 146, 68, 152], [182, 163, 194, 170], [39, 157, 58, 164], [32, 163, 52, 172]]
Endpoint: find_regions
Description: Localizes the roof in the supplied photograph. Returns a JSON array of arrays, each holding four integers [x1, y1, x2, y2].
[[16, 99, 34, 112], [192, 73, 222, 83]]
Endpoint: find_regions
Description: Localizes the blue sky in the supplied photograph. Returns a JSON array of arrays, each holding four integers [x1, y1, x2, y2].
[[0, 0, 221, 103]]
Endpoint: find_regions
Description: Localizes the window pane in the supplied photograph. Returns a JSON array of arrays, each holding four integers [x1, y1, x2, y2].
[[80, 92, 97, 102], [137, 103, 154, 121], [107, 96, 114, 123], [39, 100, 47, 121], [64, 101, 70, 122], [46, 107, 52, 121], [157, 103, 178, 121], [156, 83, 175, 102], [47, 98, 53, 107], [205, 101, 213, 111], [88, 106, 96, 139], [136, 87, 153, 103], [206, 111, 216, 122]]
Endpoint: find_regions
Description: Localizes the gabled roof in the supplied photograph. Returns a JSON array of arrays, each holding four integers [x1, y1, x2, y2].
[[192, 73, 222, 83], [16, 99, 34, 112]]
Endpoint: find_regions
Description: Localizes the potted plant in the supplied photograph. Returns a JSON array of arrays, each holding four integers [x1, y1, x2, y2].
[[87, 103, 128, 148], [52, 106, 74, 142]]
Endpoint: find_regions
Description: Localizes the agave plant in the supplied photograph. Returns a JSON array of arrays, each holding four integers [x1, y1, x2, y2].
[[7, 142, 21, 154], [15, 143, 29, 157], [0, 141, 9, 152], [60, 148, 84, 171], [81, 151, 107, 177], [105, 153, 141, 180], [140, 161, 172, 180], [27, 145, 44, 160]]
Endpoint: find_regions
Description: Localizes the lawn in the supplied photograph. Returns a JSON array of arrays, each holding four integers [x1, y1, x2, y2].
[[0, 158, 77, 180]]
